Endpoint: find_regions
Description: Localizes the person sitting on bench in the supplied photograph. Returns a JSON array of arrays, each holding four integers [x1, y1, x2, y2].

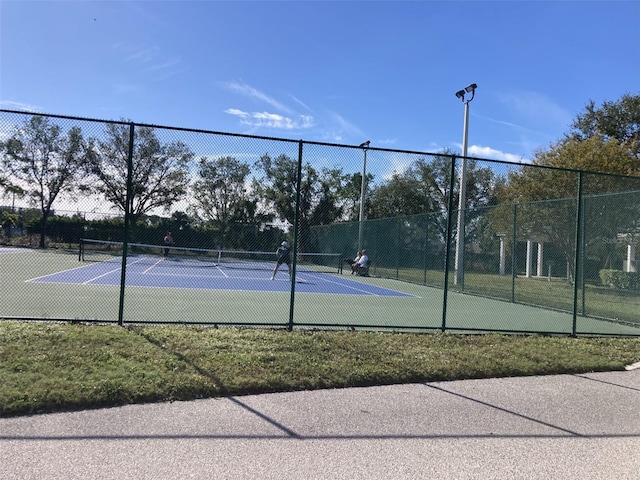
[[355, 249, 370, 276], [349, 250, 363, 274]]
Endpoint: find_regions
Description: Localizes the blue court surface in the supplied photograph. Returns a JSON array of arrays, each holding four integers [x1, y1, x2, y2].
[[28, 256, 417, 298]]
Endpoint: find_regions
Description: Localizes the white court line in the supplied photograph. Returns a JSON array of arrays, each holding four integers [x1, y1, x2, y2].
[[138, 257, 230, 278], [311, 275, 380, 295], [300, 272, 420, 297], [142, 258, 164, 274], [137, 266, 301, 283], [82, 267, 123, 284], [216, 265, 229, 278], [297, 272, 380, 296], [137, 270, 228, 280], [139, 269, 272, 281], [26, 259, 120, 282], [141, 269, 416, 295], [82, 257, 147, 284]]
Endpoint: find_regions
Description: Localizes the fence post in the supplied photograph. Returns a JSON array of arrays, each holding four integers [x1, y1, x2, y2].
[[581, 193, 587, 317], [572, 171, 584, 336], [396, 218, 401, 279], [117, 122, 135, 327], [423, 215, 429, 285], [288, 140, 304, 331], [442, 156, 457, 332], [511, 203, 517, 303]]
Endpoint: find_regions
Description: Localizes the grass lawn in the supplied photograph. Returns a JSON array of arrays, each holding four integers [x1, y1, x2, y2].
[[374, 266, 640, 325], [2, 320, 640, 417]]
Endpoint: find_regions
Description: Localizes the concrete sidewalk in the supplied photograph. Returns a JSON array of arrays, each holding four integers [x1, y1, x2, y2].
[[1, 369, 639, 479]]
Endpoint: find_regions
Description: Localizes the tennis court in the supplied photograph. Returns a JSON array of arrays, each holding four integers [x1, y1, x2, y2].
[[28, 245, 415, 297], [3, 245, 640, 336]]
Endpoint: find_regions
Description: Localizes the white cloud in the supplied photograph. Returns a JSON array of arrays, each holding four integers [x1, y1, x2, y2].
[[498, 90, 573, 130], [146, 58, 184, 72], [119, 44, 158, 64], [478, 114, 548, 137], [223, 81, 292, 114], [467, 145, 528, 163], [253, 112, 292, 129], [114, 43, 187, 82], [326, 111, 365, 139], [0, 101, 41, 112], [224, 109, 315, 130], [220, 82, 364, 139], [225, 108, 250, 119], [290, 95, 313, 112]]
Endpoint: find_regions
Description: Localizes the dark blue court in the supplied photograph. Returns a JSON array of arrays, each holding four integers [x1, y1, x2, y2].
[[28, 256, 417, 297]]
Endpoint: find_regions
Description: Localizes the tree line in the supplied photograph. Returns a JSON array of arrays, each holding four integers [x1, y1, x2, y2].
[[1, 93, 638, 267]]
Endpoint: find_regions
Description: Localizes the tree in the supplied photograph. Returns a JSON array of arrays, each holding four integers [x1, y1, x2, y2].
[[87, 122, 194, 229], [1, 210, 18, 239], [254, 153, 320, 251], [501, 136, 640, 281], [369, 153, 499, 243], [339, 170, 374, 222], [254, 153, 299, 225], [570, 92, 640, 160], [369, 173, 428, 218], [191, 156, 254, 245], [309, 167, 351, 225], [0, 115, 89, 247], [168, 211, 193, 232]]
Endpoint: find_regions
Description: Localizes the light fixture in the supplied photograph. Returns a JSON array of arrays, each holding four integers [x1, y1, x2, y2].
[[456, 84, 477, 103]]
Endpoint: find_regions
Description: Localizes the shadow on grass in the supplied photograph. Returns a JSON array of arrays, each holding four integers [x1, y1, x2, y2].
[[127, 326, 232, 397]]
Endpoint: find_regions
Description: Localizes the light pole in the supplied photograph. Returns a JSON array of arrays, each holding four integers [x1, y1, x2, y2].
[[358, 140, 370, 251], [454, 83, 477, 286]]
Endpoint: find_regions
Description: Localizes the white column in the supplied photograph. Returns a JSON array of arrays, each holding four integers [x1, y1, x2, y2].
[[627, 243, 636, 272], [537, 242, 544, 277], [526, 240, 533, 278], [499, 236, 506, 276]]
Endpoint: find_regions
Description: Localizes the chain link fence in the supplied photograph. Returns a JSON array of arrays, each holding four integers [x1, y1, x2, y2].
[[1, 109, 639, 335]]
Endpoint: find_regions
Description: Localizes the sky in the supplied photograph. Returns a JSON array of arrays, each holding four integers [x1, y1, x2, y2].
[[1, 0, 639, 166]]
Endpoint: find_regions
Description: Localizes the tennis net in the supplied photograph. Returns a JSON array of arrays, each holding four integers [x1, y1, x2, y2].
[[79, 238, 342, 273]]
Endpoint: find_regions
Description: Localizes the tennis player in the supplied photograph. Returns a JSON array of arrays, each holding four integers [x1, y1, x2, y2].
[[271, 241, 291, 280], [163, 231, 174, 258]]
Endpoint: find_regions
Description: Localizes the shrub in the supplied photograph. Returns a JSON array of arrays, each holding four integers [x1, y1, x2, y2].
[[599, 269, 640, 290]]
